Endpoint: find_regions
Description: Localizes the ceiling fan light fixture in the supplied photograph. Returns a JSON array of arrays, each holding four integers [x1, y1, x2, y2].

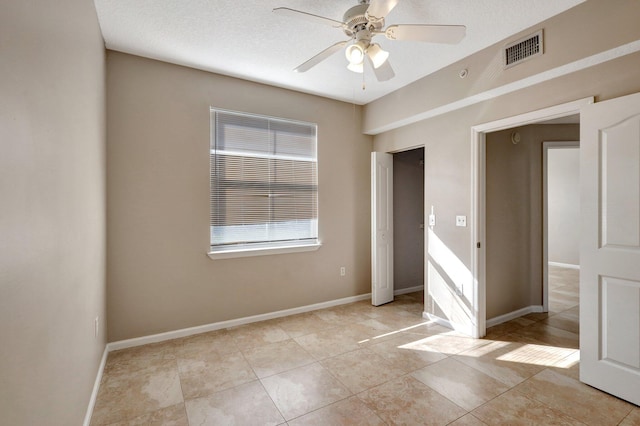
[[345, 41, 366, 65], [367, 43, 389, 68]]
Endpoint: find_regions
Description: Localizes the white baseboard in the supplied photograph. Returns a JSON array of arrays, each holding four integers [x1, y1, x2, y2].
[[395, 285, 423, 296], [486, 305, 545, 328], [108, 293, 372, 351], [83, 345, 109, 426], [108, 288, 426, 352], [548, 261, 580, 270], [423, 312, 483, 337], [424, 312, 452, 329]]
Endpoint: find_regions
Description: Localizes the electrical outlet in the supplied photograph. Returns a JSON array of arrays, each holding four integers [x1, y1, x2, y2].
[[456, 215, 467, 227], [94, 317, 99, 339], [340, 266, 346, 277]]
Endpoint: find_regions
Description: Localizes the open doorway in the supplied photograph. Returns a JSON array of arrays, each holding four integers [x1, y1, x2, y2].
[[393, 148, 425, 296], [470, 97, 592, 337], [543, 141, 580, 312], [371, 147, 425, 307], [484, 124, 579, 326]]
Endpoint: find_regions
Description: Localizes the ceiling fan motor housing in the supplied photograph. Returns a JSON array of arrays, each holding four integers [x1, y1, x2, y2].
[[343, 4, 383, 37]]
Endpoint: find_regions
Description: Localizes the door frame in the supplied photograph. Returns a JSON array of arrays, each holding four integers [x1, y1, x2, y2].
[[470, 97, 593, 338], [542, 141, 580, 312]]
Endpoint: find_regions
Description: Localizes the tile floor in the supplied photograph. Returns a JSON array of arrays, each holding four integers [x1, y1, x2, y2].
[[91, 266, 640, 425]]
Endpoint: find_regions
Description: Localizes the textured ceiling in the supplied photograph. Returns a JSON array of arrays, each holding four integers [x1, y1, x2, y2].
[[94, 0, 585, 105]]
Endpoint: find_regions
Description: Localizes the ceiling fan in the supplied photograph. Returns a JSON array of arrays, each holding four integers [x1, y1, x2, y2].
[[273, 0, 466, 82]]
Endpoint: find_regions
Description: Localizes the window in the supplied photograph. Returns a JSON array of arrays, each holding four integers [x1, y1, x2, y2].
[[209, 109, 319, 258]]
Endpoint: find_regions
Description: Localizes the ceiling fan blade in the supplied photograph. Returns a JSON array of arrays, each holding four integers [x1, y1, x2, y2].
[[367, 54, 395, 82], [273, 7, 345, 28], [385, 24, 466, 44], [366, 0, 399, 22], [294, 41, 348, 73]]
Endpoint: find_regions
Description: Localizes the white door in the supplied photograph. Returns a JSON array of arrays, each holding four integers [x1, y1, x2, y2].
[[580, 92, 640, 405], [372, 152, 394, 306]]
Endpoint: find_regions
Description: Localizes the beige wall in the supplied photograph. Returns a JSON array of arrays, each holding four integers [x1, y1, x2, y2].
[[393, 148, 425, 291], [106, 52, 373, 341], [368, 0, 640, 327], [0, 0, 106, 425], [485, 125, 579, 319]]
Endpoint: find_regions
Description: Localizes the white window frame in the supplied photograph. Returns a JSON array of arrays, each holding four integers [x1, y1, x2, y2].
[[208, 108, 321, 260]]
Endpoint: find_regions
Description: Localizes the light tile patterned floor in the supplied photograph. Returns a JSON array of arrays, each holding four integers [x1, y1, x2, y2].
[[91, 266, 640, 425]]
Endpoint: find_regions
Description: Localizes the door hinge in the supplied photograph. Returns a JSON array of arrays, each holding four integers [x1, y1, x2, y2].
[[477, 242, 481, 249]]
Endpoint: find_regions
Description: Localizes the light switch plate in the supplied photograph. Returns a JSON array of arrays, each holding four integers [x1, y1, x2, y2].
[[456, 215, 467, 227], [429, 214, 436, 226]]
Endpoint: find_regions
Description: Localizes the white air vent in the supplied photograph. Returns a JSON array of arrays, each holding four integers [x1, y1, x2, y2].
[[504, 30, 543, 68]]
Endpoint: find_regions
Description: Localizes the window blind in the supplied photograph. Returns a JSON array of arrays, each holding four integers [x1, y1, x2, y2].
[[210, 109, 318, 251]]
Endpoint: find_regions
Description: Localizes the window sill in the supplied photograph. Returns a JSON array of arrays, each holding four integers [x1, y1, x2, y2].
[[207, 242, 321, 260]]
